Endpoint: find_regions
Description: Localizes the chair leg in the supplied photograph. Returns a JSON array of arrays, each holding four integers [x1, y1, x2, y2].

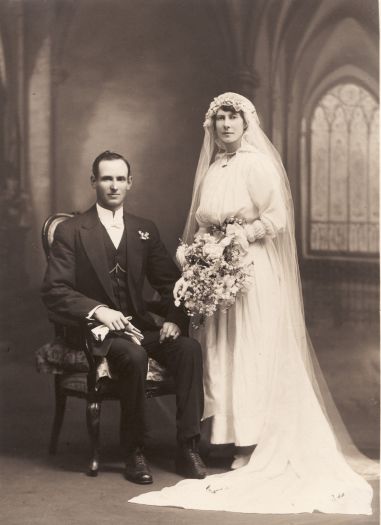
[[49, 375, 67, 455], [86, 400, 101, 476]]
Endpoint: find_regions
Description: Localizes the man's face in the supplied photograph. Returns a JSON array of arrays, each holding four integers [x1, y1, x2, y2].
[[91, 159, 131, 211]]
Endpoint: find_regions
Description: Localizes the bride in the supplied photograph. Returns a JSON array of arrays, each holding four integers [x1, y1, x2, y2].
[[130, 92, 375, 514]]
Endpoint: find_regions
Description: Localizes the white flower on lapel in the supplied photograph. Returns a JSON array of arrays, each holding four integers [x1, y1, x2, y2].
[[138, 230, 150, 240]]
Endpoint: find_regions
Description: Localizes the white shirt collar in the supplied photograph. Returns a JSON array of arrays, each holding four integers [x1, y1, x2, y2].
[[96, 203, 124, 226]]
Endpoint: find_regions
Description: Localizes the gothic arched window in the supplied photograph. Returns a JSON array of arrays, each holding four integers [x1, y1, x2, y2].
[[308, 83, 378, 258]]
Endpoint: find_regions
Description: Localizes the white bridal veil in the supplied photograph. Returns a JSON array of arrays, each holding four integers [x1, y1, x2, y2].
[[183, 92, 378, 478], [130, 93, 377, 515]]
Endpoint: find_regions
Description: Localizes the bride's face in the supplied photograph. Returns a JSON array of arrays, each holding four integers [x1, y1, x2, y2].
[[215, 108, 245, 151]]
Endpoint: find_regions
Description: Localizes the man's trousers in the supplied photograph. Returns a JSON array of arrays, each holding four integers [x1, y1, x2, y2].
[[106, 331, 204, 454]]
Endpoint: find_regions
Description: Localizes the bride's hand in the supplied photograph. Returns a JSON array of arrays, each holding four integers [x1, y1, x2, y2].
[[244, 220, 266, 242]]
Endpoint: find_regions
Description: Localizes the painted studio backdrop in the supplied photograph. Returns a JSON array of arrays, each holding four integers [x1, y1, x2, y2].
[[0, 0, 379, 522]]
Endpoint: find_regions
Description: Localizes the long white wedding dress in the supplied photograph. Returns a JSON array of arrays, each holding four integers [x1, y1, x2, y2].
[[130, 146, 374, 515]]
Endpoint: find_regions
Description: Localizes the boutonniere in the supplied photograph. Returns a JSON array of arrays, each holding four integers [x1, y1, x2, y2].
[[138, 230, 150, 240]]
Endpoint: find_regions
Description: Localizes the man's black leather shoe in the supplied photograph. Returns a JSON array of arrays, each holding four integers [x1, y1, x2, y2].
[[175, 438, 207, 479], [125, 449, 153, 484]]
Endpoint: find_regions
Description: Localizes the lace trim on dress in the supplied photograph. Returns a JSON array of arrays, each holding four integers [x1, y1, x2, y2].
[[260, 217, 276, 238]]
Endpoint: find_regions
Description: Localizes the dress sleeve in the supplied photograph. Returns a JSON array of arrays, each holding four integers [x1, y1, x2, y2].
[[245, 153, 287, 240], [195, 225, 209, 237]]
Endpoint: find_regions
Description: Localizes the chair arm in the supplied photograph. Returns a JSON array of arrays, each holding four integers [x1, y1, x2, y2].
[[82, 324, 100, 393], [48, 314, 98, 374]]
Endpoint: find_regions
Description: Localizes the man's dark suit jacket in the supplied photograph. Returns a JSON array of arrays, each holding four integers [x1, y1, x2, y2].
[[41, 205, 188, 354]]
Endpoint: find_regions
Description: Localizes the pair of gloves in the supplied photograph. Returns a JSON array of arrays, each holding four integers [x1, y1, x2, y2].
[[91, 316, 143, 345], [90, 317, 145, 381]]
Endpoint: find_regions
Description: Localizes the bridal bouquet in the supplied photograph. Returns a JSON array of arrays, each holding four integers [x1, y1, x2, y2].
[[174, 218, 254, 327]]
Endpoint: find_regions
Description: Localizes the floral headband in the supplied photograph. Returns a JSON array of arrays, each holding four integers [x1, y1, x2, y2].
[[204, 92, 258, 127]]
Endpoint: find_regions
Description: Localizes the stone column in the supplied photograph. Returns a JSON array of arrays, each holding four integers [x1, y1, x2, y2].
[[25, 1, 54, 285], [228, 68, 261, 101], [209, 0, 264, 101], [0, 1, 30, 293]]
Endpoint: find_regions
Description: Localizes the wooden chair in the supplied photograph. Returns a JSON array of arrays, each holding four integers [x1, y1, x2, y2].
[[38, 213, 175, 476]]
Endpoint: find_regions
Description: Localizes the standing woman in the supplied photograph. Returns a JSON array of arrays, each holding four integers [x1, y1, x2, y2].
[[131, 93, 375, 514]]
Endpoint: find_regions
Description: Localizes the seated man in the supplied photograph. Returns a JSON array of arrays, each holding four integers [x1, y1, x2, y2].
[[41, 150, 206, 484]]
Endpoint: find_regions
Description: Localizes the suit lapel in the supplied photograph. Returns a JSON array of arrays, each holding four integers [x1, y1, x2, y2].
[[125, 212, 144, 311], [79, 206, 117, 307]]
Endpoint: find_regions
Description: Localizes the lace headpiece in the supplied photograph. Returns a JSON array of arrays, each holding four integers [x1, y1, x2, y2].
[[204, 92, 259, 128]]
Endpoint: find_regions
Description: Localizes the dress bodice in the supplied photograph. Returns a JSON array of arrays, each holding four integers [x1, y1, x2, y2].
[[195, 149, 287, 234]]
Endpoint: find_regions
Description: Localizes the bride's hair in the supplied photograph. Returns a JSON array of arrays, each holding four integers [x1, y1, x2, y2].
[[211, 105, 247, 130]]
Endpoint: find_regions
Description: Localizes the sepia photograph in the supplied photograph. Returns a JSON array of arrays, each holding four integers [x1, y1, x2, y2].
[[0, 0, 379, 523]]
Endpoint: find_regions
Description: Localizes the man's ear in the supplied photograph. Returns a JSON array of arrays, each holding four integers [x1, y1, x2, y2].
[[90, 174, 96, 188], [127, 174, 133, 188]]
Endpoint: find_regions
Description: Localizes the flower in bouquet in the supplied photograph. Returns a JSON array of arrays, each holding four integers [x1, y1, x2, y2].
[[174, 218, 254, 327], [202, 242, 225, 260]]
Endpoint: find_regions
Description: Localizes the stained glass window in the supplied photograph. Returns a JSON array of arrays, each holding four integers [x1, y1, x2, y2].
[[309, 83, 379, 257]]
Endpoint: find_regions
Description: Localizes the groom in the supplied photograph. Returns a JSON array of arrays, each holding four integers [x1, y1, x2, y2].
[[41, 150, 206, 484]]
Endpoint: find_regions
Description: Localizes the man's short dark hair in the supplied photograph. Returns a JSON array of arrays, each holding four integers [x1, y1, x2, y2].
[[92, 150, 131, 179]]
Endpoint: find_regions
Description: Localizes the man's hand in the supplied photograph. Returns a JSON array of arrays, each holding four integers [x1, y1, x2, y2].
[[93, 306, 130, 331], [160, 322, 181, 343]]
